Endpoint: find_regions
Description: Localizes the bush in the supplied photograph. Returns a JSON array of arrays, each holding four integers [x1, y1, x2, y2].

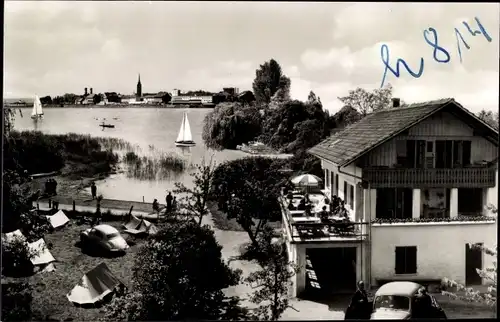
[[123, 151, 188, 180], [202, 102, 262, 150], [1, 282, 34, 321], [4, 131, 121, 176], [1, 237, 40, 277]]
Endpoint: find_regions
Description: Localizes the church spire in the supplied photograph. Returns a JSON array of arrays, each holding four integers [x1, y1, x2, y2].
[[136, 73, 142, 98]]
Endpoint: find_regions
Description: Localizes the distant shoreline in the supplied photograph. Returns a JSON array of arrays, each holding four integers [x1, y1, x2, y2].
[[6, 104, 214, 109]]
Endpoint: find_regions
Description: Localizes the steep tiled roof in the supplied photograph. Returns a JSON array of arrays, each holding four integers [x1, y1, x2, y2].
[[308, 98, 460, 166]]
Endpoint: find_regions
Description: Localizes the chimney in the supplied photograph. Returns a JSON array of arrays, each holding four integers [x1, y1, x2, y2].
[[392, 98, 400, 108], [90, 88, 93, 95], [84, 87, 88, 96]]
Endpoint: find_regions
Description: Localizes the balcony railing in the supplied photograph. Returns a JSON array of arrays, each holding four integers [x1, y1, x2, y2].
[[279, 198, 368, 243], [362, 167, 496, 188]]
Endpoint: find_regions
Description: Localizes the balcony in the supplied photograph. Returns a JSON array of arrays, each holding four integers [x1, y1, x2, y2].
[[279, 197, 368, 243], [362, 167, 496, 188]]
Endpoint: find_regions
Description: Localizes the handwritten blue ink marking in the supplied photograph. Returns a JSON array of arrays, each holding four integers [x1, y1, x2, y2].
[[423, 27, 450, 63], [454, 28, 470, 63], [463, 17, 492, 42], [455, 17, 492, 63], [380, 44, 425, 88]]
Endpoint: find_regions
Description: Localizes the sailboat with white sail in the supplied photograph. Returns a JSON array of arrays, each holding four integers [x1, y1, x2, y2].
[[31, 95, 44, 120], [175, 112, 195, 147]]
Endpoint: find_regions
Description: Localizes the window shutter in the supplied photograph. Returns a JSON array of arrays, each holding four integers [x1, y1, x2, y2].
[[407, 246, 417, 274], [395, 247, 405, 274]]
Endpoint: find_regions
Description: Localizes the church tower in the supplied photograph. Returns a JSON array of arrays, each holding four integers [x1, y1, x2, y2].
[[136, 73, 142, 98]]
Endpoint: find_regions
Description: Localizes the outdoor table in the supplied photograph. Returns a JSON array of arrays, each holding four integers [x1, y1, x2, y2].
[[292, 216, 321, 223], [289, 210, 306, 217]]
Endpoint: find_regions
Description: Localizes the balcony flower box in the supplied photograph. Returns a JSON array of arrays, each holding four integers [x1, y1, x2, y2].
[[371, 216, 495, 225]]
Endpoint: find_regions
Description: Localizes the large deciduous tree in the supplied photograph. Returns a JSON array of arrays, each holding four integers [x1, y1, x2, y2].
[[252, 59, 291, 106], [173, 158, 216, 226], [202, 102, 261, 150], [246, 226, 298, 320], [477, 109, 499, 130], [104, 220, 243, 321], [211, 157, 290, 248], [337, 84, 393, 116]]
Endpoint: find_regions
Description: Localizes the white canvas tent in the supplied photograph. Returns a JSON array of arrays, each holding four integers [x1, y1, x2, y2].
[[2, 229, 27, 244], [46, 210, 70, 229], [123, 215, 158, 236], [67, 262, 122, 305], [28, 238, 56, 266]]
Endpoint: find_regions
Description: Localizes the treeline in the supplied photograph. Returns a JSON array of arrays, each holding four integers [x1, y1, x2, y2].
[[202, 58, 398, 176]]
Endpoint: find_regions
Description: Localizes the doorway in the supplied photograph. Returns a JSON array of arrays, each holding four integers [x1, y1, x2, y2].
[[306, 247, 357, 295], [465, 243, 483, 286]]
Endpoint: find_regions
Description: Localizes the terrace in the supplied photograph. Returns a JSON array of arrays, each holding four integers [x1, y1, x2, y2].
[[279, 190, 368, 244]]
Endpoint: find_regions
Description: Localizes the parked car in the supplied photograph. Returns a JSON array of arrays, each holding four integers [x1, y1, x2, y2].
[[80, 224, 129, 254], [370, 281, 447, 320]]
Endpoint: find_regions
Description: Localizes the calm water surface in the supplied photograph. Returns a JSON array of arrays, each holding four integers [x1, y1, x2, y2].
[[14, 108, 248, 202]]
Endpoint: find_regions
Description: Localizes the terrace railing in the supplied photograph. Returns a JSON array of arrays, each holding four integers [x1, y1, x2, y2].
[[362, 167, 496, 188], [279, 197, 368, 243]]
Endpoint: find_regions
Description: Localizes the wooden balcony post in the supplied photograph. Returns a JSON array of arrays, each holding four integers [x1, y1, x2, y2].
[[450, 188, 459, 218], [412, 189, 421, 219]]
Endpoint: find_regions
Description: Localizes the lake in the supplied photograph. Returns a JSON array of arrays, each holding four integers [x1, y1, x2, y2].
[[13, 107, 249, 202]]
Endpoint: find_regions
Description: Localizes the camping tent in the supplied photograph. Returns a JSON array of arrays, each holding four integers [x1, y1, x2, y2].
[[123, 214, 142, 231], [67, 262, 122, 305], [28, 238, 55, 266], [46, 210, 70, 229], [2, 229, 27, 244], [123, 215, 158, 236]]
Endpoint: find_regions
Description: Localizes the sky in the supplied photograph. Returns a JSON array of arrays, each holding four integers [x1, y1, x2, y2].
[[4, 1, 499, 113]]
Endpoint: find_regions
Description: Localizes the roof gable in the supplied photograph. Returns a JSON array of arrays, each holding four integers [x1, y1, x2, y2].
[[308, 98, 499, 167]]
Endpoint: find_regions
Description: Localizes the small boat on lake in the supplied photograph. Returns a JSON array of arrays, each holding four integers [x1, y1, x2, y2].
[[31, 95, 44, 120], [175, 112, 195, 147], [100, 122, 115, 128]]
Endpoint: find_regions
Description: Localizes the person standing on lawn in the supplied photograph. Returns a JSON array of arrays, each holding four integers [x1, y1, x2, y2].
[[91, 182, 97, 200], [166, 191, 173, 212]]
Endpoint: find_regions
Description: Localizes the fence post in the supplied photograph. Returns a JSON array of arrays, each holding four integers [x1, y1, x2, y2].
[[49, 199, 52, 208], [37, 203, 40, 210], [128, 205, 134, 221], [143, 196, 145, 203], [73, 200, 76, 212]]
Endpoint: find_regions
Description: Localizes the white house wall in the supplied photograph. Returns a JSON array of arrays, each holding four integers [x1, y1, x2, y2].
[[370, 221, 497, 286]]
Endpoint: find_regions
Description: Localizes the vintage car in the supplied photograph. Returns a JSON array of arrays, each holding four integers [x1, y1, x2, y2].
[[370, 281, 447, 320], [80, 224, 129, 254]]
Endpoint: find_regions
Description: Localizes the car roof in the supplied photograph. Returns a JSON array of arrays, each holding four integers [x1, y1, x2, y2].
[[93, 224, 119, 235], [376, 282, 422, 296]]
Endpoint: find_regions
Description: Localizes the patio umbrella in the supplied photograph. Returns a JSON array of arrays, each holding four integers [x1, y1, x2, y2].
[[291, 174, 323, 188]]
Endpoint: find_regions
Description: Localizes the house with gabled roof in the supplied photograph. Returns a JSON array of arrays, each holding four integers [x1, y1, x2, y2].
[[282, 98, 498, 298]]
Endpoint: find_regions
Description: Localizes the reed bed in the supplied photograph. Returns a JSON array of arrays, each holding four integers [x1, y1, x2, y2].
[[123, 150, 190, 180]]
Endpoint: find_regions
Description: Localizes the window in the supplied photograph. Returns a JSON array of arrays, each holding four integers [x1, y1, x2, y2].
[[396, 140, 407, 165], [330, 172, 334, 193], [326, 169, 330, 188], [426, 141, 433, 153], [395, 246, 417, 274], [335, 174, 339, 196], [344, 181, 347, 202], [349, 184, 354, 209], [376, 188, 412, 219]]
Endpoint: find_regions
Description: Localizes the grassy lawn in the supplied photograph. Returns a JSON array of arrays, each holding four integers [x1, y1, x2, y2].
[[2, 219, 147, 321], [207, 201, 281, 232]]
